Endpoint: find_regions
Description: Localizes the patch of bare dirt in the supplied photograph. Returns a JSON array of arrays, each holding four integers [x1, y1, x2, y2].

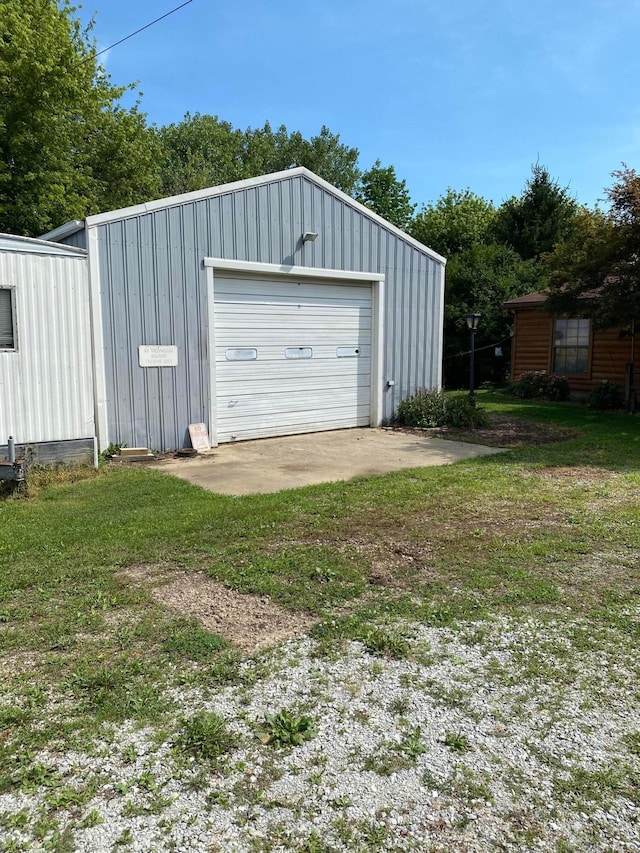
[[121, 564, 316, 654], [522, 465, 618, 484], [395, 414, 579, 447]]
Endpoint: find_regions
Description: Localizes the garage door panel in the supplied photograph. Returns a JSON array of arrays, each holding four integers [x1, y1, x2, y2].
[[213, 275, 373, 442], [216, 407, 371, 443], [216, 374, 371, 396], [215, 359, 370, 380], [218, 311, 371, 332], [217, 386, 371, 414], [216, 278, 371, 304]]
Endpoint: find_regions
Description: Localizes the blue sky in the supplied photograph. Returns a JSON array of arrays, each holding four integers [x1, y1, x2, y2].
[[78, 0, 640, 211]]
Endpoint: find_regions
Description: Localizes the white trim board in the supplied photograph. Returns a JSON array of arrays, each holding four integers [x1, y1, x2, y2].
[[203, 256, 385, 282], [205, 257, 385, 447], [86, 227, 109, 451]]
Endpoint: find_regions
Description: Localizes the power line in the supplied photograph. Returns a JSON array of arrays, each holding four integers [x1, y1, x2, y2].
[[91, 1, 195, 61]]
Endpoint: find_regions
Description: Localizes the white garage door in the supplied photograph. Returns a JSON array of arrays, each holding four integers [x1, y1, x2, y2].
[[214, 275, 372, 442]]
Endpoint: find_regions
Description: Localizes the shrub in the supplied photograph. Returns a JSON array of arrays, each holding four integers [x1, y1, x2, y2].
[[397, 389, 446, 427], [545, 374, 571, 402], [508, 371, 549, 399], [588, 380, 624, 410], [444, 394, 490, 428], [396, 390, 489, 429]]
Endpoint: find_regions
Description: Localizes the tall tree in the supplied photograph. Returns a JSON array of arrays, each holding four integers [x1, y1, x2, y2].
[[492, 163, 578, 261], [545, 167, 640, 329], [0, 0, 159, 236], [410, 189, 495, 256], [410, 187, 541, 386], [158, 117, 362, 198], [356, 160, 415, 230], [157, 113, 245, 196]]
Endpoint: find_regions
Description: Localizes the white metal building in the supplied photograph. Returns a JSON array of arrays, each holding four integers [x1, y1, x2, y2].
[[45, 168, 446, 452], [0, 234, 95, 463]]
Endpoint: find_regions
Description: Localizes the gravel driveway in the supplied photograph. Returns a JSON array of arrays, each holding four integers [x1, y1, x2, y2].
[[3, 614, 638, 852]]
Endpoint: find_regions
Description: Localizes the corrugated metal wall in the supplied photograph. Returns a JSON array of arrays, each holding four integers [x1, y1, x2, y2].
[[0, 249, 94, 444], [93, 174, 444, 450]]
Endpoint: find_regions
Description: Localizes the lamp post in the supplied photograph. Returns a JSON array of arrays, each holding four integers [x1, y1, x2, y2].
[[466, 313, 481, 402]]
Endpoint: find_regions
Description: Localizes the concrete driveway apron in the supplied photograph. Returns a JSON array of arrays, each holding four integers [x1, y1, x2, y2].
[[151, 428, 504, 496]]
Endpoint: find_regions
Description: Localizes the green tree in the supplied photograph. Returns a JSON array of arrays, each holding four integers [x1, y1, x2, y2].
[[356, 160, 415, 229], [492, 163, 578, 261], [409, 187, 542, 386], [0, 0, 159, 236], [157, 113, 245, 196], [158, 117, 362, 198], [410, 189, 495, 256], [545, 167, 640, 329]]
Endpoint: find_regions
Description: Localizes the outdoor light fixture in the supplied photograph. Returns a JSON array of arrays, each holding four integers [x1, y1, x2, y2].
[[302, 231, 318, 243], [466, 312, 481, 401], [466, 312, 481, 332]]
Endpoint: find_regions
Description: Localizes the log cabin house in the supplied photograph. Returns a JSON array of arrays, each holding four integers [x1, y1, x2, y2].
[[503, 291, 639, 400]]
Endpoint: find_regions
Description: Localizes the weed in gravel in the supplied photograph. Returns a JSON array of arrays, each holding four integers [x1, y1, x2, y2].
[[362, 749, 413, 777], [361, 626, 410, 659], [623, 732, 640, 756], [554, 765, 634, 806], [114, 827, 134, 846], [443, 731, 473, 753], [259, 709, 316, 747], [79, 809, 103, 828], [446, 765, 493, 803], [363, 728, 426, 776], [393, 726, 427, 760], [173, 712, 238, 761], [387, 696, 410, 715]]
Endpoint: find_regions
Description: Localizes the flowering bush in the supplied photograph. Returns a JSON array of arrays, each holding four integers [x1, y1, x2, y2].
[[508, 371, 550, 399]]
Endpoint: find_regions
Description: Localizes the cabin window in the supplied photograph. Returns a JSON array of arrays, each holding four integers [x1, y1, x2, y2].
[[0, 288, 15, 350], [552, 318, 590, 374]]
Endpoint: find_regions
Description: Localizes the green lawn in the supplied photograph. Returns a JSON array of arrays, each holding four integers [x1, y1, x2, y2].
[[1, 393, 639, 776]]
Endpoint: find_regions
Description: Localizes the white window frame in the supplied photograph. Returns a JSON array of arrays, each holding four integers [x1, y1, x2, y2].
[[0, 286, 17, 352]]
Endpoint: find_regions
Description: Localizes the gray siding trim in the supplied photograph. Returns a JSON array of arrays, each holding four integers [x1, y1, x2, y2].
[[0, 438, 94, 465], [95, 174, 444, 450], [0, 233, 86, 257]]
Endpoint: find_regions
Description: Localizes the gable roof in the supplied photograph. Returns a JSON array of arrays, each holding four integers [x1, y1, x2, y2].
[[503, 291, 547, 309], [42, 167, 446, 265]]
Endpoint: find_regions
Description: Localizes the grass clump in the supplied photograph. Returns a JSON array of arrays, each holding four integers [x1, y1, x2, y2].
[[174, 712, 238, 761], [361, 626, 410, 659], [161, 620, 229, 660], [397, 389, 489, 429]]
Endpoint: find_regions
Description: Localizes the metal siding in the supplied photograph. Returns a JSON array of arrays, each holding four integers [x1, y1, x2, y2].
[[95, 173, 444, 449], [0, 251, 94, 443], [61, 230, 87, 250]]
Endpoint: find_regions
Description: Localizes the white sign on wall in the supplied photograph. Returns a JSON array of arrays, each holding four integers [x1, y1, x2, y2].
[[138, 345, 178, 368], [188, 423, 211, 452]]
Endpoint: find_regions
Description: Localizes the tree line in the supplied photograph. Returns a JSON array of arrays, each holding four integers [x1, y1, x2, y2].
[[1, 1, 636, 387]]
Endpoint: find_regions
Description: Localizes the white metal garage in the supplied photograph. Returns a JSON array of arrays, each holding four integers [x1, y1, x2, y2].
[[205, 258, 385, 445]]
